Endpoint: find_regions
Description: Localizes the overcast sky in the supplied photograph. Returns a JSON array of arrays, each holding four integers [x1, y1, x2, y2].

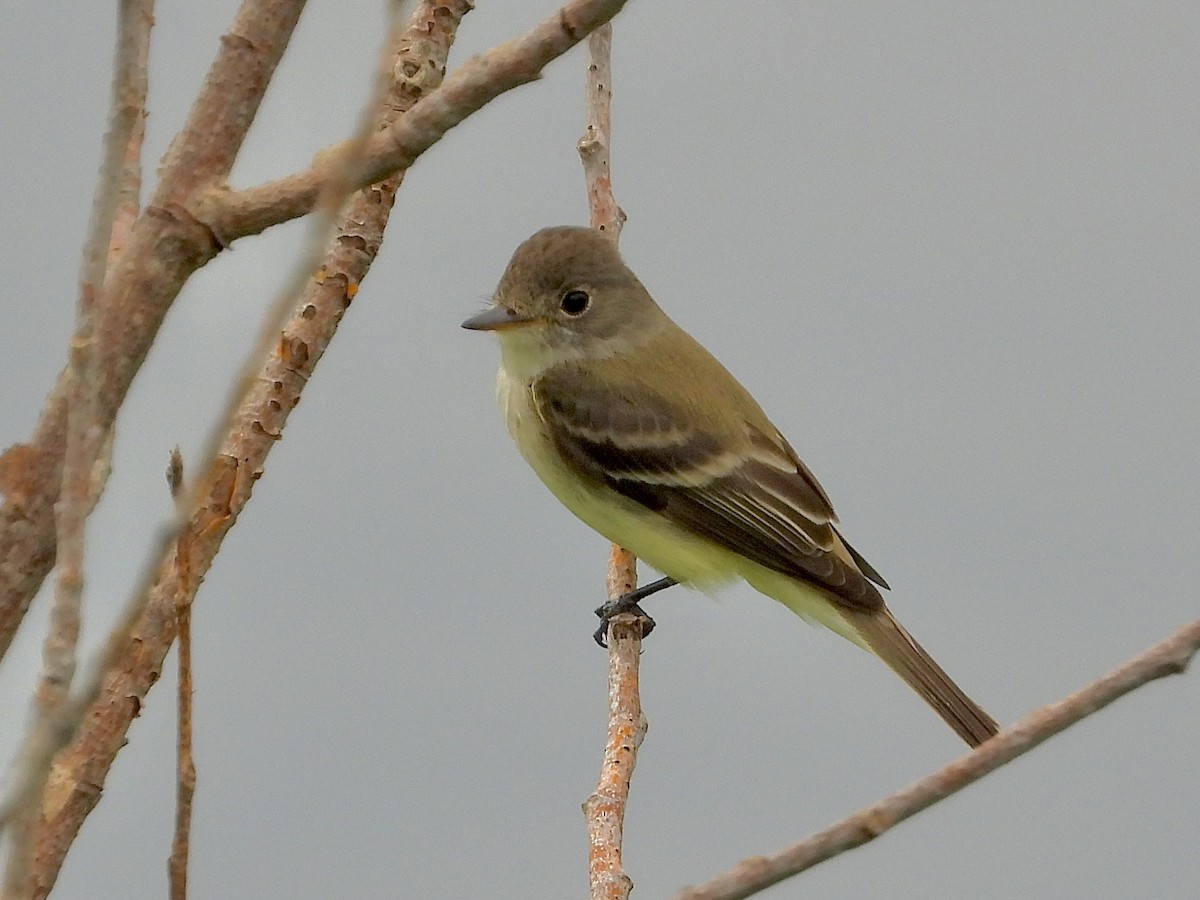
[[2, 3, 1198, 898]]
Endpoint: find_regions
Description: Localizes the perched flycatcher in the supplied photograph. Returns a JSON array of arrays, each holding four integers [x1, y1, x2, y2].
[[463, 226, 999, 747]]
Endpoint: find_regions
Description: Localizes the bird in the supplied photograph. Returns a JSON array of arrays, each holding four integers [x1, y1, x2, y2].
[[462, 225, 999, 747]]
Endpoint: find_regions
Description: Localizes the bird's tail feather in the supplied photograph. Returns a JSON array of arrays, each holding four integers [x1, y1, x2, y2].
[[843, 608, 999, 748]]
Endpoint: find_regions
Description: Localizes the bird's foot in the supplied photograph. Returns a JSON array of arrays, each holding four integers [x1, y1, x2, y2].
[[593, 601, 654, 647], [592, 577, 677, 647]]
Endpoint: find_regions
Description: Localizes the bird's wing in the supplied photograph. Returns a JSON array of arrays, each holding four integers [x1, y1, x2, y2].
[[532, 369, 885, 611]]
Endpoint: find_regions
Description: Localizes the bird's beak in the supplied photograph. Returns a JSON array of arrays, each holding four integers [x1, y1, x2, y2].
[[461, 306, 539, 332]]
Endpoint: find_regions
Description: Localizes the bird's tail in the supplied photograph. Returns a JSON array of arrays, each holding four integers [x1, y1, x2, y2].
[[842, 608, 1000, 748]]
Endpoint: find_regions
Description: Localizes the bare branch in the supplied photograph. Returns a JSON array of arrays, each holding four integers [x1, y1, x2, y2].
[[200, 0, 633, 242], [0, 0, 306, 665], [674, 617, 1200, 900], [0, 0, 629, 667], [0, 3, 153, 891], [18, 4, 472, 895], [164, 15, 426, 884], [157, 0, 309, 203]]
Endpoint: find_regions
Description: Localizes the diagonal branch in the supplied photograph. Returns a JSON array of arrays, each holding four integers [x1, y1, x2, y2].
[[199, 0, 634, 243], [18, 4, 473, 896], [674, 617, 1200, 900], [0, 0, 308, 664], [156, 0, 310, 202], [0, 0, 631, 669]]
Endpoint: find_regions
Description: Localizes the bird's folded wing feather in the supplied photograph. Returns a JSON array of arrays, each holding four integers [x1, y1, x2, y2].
[[532, 369, 884, 612]]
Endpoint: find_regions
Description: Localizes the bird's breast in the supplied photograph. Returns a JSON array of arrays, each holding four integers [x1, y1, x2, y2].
[[492, 366, 741, 590], [495, 367, 540, 447]]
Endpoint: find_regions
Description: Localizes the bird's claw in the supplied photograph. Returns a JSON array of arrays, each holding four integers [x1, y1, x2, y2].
[[593, 595, 656, 647]]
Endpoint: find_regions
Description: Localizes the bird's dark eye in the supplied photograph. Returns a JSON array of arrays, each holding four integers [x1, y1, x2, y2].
[[560, 289, 591, 316]]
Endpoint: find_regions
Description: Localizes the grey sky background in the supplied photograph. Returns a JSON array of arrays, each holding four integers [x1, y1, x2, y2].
[[2, 3, 1198, 898]]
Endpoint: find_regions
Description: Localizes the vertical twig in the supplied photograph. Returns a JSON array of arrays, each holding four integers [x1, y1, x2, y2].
[[579, 24, 624, 240], [0, 3, 153, 894], [578, 24, 645, 900], [584, 605, 648, 900], [166, 449, 194, 900], [163, 8, 426, 885]]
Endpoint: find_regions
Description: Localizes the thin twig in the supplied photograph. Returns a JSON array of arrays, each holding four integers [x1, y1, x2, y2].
[[0, 3, 153, 893], [584, 610, 647, 900], [0, 0, 630, 667], [674, 617, 1200, 900], [163, 21, 426, 887], [167, 448, 194, 900], [19, 4, 472, 896], [578, 24, 644, 900], [579, 24, 624, 240]]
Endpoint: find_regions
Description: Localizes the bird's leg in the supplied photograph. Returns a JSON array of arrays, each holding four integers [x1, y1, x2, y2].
[[593, 577, 678, 647]]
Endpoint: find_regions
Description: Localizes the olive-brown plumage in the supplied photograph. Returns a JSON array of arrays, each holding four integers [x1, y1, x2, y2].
[[464, 226, 999, 747]]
